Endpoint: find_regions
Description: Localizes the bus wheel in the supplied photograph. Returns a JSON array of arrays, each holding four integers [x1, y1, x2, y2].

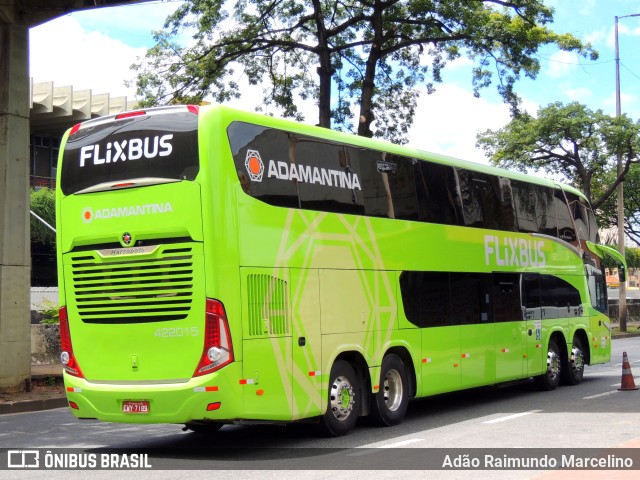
[[562, 336, 585, 386], [370, 354, 408, 427], [536, 338, 562, 391], [320, 360, 360, 437]]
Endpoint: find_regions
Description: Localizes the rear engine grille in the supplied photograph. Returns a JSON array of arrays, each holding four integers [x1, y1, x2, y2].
[[69, 246, 194, 323]]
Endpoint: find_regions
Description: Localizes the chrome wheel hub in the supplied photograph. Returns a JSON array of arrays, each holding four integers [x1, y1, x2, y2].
[[382, 368, 403, 412], [329, 375, 355, 421]]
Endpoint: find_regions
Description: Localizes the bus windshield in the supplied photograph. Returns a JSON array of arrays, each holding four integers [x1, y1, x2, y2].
[[60, 107, 199, 195]]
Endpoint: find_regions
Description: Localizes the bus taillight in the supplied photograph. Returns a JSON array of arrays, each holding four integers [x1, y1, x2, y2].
[[59, 306, 84, 378], [69, 123, 81, 136], [115, 110, 146, 120], [193, 299, 234, 377]]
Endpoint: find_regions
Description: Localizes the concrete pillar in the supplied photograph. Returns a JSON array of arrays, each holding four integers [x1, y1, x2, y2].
[[0, 20, 31, 392]]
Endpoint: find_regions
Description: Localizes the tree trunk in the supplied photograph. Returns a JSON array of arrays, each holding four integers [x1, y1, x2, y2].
[[312, 0, 333, 128], [357, 0, 383, 138], [317, 63, 333, 128]]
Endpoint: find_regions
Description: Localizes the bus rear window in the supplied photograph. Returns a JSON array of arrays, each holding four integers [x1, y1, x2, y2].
[[60, 108, 199, 195]]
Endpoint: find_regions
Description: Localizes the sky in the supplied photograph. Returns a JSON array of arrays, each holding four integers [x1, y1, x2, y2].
[[28, 0, 640, 165]]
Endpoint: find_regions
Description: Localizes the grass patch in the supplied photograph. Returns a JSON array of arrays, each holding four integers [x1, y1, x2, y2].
[[611, 321, 640, 336]]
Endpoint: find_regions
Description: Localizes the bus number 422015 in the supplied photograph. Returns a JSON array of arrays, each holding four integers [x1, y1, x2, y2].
[[154, 327, 199, 338]]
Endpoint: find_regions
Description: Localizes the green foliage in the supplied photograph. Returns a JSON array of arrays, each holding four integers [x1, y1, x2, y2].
[[30, 188, 56, 246], [39, 299, 60, 324], [477, 102, 640, 228], [602, 248, 640, 270], [626, 248, 640, 269], [130, 0, 595, 143], [598, 164, 640, 246]]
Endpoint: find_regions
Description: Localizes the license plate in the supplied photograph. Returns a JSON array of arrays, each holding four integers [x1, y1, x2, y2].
[[122, 400, 150, 414]]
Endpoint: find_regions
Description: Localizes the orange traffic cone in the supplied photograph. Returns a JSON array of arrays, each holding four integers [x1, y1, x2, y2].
[[618, 352, 639, 391]]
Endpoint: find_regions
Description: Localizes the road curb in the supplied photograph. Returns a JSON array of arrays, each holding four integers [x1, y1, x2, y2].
[[0, 396, 67, 415], [612, 332, 640, 339]]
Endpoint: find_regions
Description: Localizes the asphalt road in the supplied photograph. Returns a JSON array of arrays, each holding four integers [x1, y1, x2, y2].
[[1, 337, 640, 479]]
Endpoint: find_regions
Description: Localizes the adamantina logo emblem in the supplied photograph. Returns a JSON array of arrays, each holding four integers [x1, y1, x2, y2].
[[82, 207, 93, 223], [245, 149, 264, 182]]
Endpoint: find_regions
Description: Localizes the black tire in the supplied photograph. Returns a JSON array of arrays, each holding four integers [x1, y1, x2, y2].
[[320, 360, 361, 437], [184, 421, 224, 433], [536, 338, 562, 391], [370, 354, 409, 427], [562, 336, 585, 386]]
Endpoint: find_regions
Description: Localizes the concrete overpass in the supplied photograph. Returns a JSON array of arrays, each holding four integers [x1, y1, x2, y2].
[[1, 0, 151, 391]]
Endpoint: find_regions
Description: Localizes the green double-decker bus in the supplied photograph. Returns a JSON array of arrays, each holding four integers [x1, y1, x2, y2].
[[56, 104, 625, 436]]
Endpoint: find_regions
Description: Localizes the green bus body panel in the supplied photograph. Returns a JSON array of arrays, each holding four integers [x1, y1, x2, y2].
[[56, 105, 612, 425], [421, 326, 461, 395], [58, 182, 204, 254]]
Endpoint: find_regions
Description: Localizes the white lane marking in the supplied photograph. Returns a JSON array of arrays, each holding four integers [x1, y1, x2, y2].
[[378, 439, 424, 448], [610, 377, 640, 387], [482, 410, 541, 424], [613, 360, 640, 367], [583, 390, 619, 400], [347, 438, 424, 456]]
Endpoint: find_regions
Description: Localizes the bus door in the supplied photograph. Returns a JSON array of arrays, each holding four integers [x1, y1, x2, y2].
[[493, 273, 526, 381], [454, 273, 496, 389], [240, 268, 293, 420], [521, 274, 545, 377], [290, 269, 322, 420], [401, 272, 461, 395]]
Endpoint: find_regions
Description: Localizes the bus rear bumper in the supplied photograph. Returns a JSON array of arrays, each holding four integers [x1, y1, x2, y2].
[[62, 363, 243, 424]]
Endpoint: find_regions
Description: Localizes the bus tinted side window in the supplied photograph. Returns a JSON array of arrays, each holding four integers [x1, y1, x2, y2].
[[356, 148, 391, 218], [415, 162, 463, 225], [586, 266, 607, 314], [539, 275, 582, 319], [386, 155, 420, 221], [567, 194, 592, 243], [399, 271, 452, 327], [555, 190, 576, 243], [456, 169, 516, 231], [512, 181, 558, 237], [295, 140, 365, 215], [228, 122, 300, 208], [522, 273, 541, 320], [497, 177, 518, 232], [513, 181, 537, 233], [536, 186, 557, 237], [493, 273, 523, 322], [457, 169, 485, 228], [450, 272, 493, 324]]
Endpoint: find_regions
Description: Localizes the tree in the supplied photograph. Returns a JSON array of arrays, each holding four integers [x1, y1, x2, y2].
[[30, 188, 55, 246], [131, 0, 595, 142], [625, 247, 640, 269], [598, 164, 640, 246], [476, 102, 640, 217], [30, 188, 57, 286]]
